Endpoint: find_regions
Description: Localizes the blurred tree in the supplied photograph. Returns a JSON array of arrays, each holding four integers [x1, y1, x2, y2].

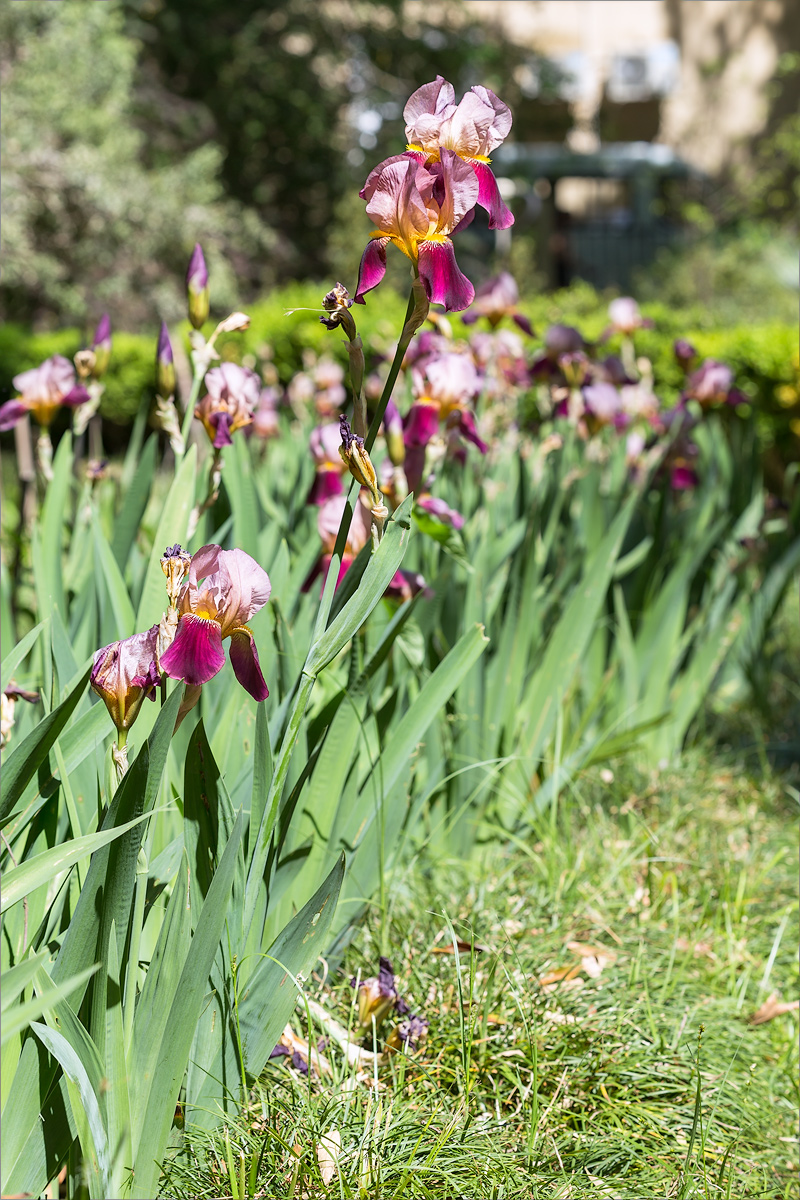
[[0, 2, 275, 329], [123, 0, 532, 282]]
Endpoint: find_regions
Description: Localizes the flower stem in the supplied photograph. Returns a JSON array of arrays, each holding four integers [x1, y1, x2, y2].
[[177, 361, 207, 461], [364, 282, 420, 454]]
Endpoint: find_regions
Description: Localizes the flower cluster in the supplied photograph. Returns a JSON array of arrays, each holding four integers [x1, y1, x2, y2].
[[351, 957, 429, 1053], [91, 543, 271, 763], [355, 77, 514, 313]]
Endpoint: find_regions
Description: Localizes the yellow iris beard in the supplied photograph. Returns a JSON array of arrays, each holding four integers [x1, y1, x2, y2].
[[406, 143, 491, 165]]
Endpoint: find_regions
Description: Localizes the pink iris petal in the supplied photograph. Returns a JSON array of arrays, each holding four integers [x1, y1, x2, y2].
[[440, 91, 497, 160], [471, 162, 514, 230], [308, 468, 344, 506], [671, 465, 699, 491], [213, 548, 272, 630], [365, 157, 430, 242], [62, 385, 92, 407], [360, 152, 420, 203], [417, 240, 475, 312], [417, 494, 465, 530], [403, 444, 426, 495], [456, 409, 487, 453], [355, 236, 390, 304], [432, 149, 479, 235], [404, 402, 440, 448], [161, 613, 226, 686], [0, 399, 29, 431], [512, 313, 534, 336], [404, 76, 456, 130], [469, 85, 513, 150], [209, 409, 234, 447], [228, 626, 269, 701]]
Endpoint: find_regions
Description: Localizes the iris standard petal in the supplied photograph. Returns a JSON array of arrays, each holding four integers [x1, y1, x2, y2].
[[228, 626, 269, 701], [355, 236, 390, 304], [471, 162, 514, 230], [417, 240, 475, 312], [215, 548, 272, 629], [160, 613, 226, 686], [403, 76, 456, 130]]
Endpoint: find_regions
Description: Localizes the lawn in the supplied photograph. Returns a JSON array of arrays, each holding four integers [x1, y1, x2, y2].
[[161, 742, 799, 1199]]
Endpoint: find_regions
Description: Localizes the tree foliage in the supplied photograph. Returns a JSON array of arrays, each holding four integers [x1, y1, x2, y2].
[[0, 2, 274, 329]]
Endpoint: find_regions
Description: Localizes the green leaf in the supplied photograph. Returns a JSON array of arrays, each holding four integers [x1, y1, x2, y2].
[[129, 857, 191, 1158], [0, 665, 91, 822], [103, 925, 132, 1197], [305, 495, 413, 676], [130, 809, 244, 1200], [93, 510, 136, 641], [31, 1021, 110, 1199], [37, 432, 73, 622], [1, 809, 156, 914], [188, 852, 345, 1130], [1, 965, 98, 1047], [1, 621, 44, 689], [112, 433, 157, 569], [135, 443, 197, 630]]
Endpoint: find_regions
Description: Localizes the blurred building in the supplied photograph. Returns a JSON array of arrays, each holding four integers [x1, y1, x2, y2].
[[409, 0, 798, 288]]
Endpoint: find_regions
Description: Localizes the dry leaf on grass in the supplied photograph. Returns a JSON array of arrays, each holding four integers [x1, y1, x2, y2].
[[749, 992, 800, 1025], [565, 941, 617, 979], [538, 964, 583, 990], [430, 937, 490, 954], [316, 1129, 342, 1186]]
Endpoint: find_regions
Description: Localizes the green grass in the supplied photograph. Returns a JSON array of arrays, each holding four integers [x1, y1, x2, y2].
[[160, 745, 798, 1199]]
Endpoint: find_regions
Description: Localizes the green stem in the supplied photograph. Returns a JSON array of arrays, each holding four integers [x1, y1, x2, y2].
[[54, 740, 87, 890], [177, 364, 207, 461], [365, 285, 418, 453], [123, 845, 148, 1053]]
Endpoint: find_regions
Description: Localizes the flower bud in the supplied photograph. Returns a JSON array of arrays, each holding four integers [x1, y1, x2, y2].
[[156, 322, 176, 398], [186, 243, 210, 330], [91, 314, 112, 378], [339, 415, 380, 505], [91, 627, 161, 732]]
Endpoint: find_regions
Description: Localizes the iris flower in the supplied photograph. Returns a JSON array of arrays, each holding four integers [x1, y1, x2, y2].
[[461, 272, 533, 334], [403, 76, 514, 230], [0, 355, 90, 431], [160, 544, 271, 700], [355, 150, 478, 312], [195, 362, 261, 448]]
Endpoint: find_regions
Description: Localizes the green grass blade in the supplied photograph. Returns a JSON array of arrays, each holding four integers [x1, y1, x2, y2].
[[1, 621, 44, 688]]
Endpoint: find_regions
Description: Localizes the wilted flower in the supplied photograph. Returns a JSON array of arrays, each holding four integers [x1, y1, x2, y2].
[[156, 322, 176, 399], [462, 272, 533, 334], [403, 76, 514, 229], [352, 957, 399, 1033], [339, 415, 381, 507], [320, 282, 356, 333], [355, 150, 477, 312], [186, 243, 210, 330], [386, 1013, 429, 1054], [91, 314, 113, 378], [195, 362, 260, 447], [530, 325, 585, 381], [91, 626, 161, 733], [0, 355, 90, 431], [159, 544, 271, 700]]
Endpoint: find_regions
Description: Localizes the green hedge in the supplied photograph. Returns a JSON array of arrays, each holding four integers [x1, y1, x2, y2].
[[1, 282, 796, 454]]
